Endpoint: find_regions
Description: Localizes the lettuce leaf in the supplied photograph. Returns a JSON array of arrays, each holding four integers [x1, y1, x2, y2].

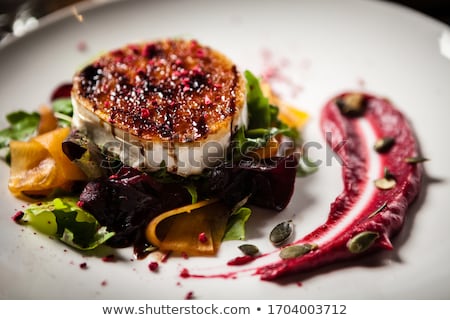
[[222, 207, 252, 241], [20, 197, 115, 250]]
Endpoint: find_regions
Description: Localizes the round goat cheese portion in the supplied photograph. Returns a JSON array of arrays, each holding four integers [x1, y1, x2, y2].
[[71, 39, 247, 176]]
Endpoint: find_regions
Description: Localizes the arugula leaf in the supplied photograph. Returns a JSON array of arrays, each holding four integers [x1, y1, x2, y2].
[[0, 111, 40, 162], [245, 70, 271, 129], [0, 111, 40, 148], [20, 197, 115, 250], [52, 98, 73, 127], [184, 184, 198, 204], [231, 71, 302, 161], [222, 207, 252, 241], [52, 98, 73, 116]]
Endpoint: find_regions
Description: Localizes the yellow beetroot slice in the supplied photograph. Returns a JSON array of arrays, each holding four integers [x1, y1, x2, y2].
[[32, 127, 86, 181], [8, 140, 59, 196], [37, 105, 58, 135], [146, 199, 230, 256]]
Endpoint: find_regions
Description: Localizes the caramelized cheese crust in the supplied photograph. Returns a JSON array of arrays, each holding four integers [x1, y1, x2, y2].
[[72, 39, 246, 143]]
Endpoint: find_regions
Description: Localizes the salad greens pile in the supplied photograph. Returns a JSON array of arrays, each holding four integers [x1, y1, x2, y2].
[[231, 71, 300, 160], [0, 111, 40, 163], [0, 98, 73, 162]]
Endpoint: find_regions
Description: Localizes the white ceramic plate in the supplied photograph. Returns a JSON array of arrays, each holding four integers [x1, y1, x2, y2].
[[1, 0, 449, 299]]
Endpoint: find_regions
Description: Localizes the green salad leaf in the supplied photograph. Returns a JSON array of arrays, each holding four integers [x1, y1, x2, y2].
[[20, 197, 115, 250], [0, 111, 40, 162], [245, 70, 272, 129], [184, 184, 198, 204], [222, 207, 252, 241], [52, 98, 73, 127]]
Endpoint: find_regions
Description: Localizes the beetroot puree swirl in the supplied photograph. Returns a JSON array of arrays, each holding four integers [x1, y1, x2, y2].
[[255, 92, 423, 280]]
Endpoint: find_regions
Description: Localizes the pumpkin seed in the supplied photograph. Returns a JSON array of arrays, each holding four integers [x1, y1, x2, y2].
[[270, 220, 294, 247], [279, 243, 318, 260], [336, 93, 367, 117], [347, 231, 380, 254], [405, 156, 429, 164], [374, 178, 396, 190], [238, 244, 260, 257], [368, 201, 388, 218], [374, 137, 395, 153]]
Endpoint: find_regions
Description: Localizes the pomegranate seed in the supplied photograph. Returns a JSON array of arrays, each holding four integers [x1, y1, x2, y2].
[[204, 96, 212, 105], [79, 262, 88, 269], [128, 44, 140, 54], [136, 67, 146, 75], [12, 211, 24, 223], [190, 39, 199, 48], [124, 55, 134, 64], [148, 262, 159, 272], [198, 232, 208, 243], [141, 108, 150, 118], [76, 200, 84, 208], [192, 65, 203, 74], [181, 77, 190, 85], [185, 291, 194, 300], [196, 48, 205, 58], [161, 251, 172, 263]]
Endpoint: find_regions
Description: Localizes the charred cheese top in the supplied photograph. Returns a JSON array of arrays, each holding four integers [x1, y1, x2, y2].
[[71, 39, 246, 143]]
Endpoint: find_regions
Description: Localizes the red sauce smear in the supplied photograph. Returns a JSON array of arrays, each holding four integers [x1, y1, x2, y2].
[[254, 92, 423, 280], [180, 268, 237, 280], [227, 255, 257, 266]]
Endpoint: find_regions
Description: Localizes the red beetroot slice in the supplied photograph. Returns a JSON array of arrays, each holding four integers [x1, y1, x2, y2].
[[50, 83, 73, 101], [255, 92, 423, 280]]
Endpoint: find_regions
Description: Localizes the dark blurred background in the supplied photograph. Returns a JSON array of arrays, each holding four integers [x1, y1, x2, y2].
[[0, 0, 449, 41], [385, 0, 450, 25]]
